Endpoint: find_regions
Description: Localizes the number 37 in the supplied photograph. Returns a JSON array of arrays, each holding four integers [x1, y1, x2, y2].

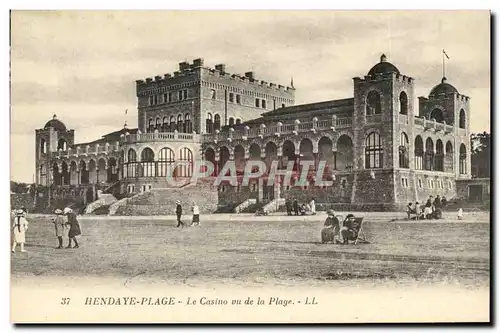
[[61, 297, 70, 305]]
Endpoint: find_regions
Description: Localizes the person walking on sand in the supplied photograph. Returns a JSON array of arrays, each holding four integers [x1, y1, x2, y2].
[[12, 209, 29, 253], [53, 209, 66, 249], [176, 200, 184, 227], [192, 202, 200, 226], [457, 208, 464, 220], [293, 199, 299, 216], [64, 207, 81, 248]]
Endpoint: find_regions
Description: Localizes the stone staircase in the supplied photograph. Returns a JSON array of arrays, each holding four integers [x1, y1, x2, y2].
[[234, 199, 257, 213], [109, 179, 218, 216], [262, 198, 286, 214], [84, 193, 118, 214]]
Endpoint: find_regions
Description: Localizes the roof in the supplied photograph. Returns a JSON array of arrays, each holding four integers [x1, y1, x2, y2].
[[261, 98, 353, 117], [429, 77, 459, 96], [44, 115, 67, 132], [367, 54, 400, 76], [71, 127, 138, 148]]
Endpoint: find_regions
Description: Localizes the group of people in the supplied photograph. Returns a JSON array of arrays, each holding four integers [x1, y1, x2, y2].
[[53, 207, 82, 249], [321, 210, 360, 245], [175, 201, 201, 227], [11, 206, 82, 252], [406, 195, 448, 220], [285, 198, 316, 216]]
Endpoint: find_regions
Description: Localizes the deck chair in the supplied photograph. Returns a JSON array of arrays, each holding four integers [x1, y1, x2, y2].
[[352, 217, 370, 245]]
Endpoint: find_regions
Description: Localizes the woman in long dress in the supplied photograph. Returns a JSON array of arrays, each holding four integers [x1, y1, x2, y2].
[[64, 207, 81, 248], [12, 209, 29, 253], [53, 209, 66, 249]]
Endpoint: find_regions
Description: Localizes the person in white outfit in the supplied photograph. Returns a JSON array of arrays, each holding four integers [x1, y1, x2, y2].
[[192, 203, 200, 226], [12, 209, 29, 253], [457, 208, 464, 220], [309, 198, 316, 215]]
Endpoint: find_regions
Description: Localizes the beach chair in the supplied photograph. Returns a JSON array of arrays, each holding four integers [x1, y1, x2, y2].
[[352, 217, 369, 245]]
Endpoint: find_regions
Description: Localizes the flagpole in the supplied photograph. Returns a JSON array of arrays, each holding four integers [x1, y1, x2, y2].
[[442, 50, 445, 78]]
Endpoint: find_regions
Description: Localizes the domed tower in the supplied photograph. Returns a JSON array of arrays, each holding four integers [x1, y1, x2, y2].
[[353, 54, 415, 170], [35, 115, 75, 186], [418, 77, 471, 179], [352, 54, 416, 208]]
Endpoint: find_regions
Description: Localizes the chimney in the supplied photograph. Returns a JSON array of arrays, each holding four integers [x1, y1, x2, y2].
[[215, 64, 226, 73], [179, 61, 189, 71], [244, 72, 254, 80], [193, 58, 204, 67]]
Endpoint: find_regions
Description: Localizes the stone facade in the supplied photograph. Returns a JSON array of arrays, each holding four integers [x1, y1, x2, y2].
[[34, 54, 475, 213]]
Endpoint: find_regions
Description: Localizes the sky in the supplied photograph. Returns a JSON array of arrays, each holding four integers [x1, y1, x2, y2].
[[10, 10, 490, 183]]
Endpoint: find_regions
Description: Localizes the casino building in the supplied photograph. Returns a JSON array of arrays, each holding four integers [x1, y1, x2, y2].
[[34, 54, 472, 213]]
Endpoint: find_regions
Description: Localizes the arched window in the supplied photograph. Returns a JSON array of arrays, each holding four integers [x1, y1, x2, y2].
[[414, 136, 424, 170], [459, 109, 466, 129], [365, 132, 383, 169], [235, 118, 241, 125], [57, 138, 67, 151], [157, 147, 175, 177], [425, 138, 434, 171], [366, 91, 381, 116], [162, 117, 168, 132], [399, 91, 408, 115], [229, 117, 235, 126], [459, 143, 467, 174], [127, 149, 137, 178], [435, 140, 444, 171], [169, 116, 176, 132], [185, 114, 192, 133], [40, 138, 47, 154], [128, 148, 137, 162], [430, 108, 444, 123], [155, 118, 161, 131], [148, 119, 154, 133], [214, 114, 221, 131], [399, 132, 409, 168], [140, 148, 155, 177], [177, 147, 193, 177], [206, 113, 213, 134], [177, 114, 183, 133]]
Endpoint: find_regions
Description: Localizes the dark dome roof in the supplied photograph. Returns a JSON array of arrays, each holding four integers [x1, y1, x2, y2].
[[367, 54, 400, 76], [429, 77, 459, 96], [44, 115, 67, 131]]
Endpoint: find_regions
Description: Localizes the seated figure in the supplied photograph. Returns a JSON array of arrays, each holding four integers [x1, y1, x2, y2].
[[321, 210, 340, 244], [341, 214, 360, 245]]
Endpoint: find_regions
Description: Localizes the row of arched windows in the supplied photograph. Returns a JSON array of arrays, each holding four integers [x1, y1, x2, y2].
[[39, 138, 68, 154], [367, 91, 408, 116], [147, 114, 192, 134], [124, 147, 194, 178], [402, 134, 467, 174], [368, 90, 467, 130], [205, 113, 242, 133]]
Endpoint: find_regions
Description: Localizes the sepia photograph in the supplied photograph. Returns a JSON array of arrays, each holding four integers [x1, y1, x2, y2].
[[9, 9, 491, 323]]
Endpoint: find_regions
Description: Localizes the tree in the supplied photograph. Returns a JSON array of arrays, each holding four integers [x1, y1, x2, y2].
[[471, 131, 490, 178]]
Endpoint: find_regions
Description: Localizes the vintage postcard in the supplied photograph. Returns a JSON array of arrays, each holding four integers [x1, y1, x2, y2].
[[9, 10, 491, 323]]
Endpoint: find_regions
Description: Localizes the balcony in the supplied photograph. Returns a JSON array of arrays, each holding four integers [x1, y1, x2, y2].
[[202, 117, 353, 142], [123, 131, 201, 144], [54, 141, 121, 159]]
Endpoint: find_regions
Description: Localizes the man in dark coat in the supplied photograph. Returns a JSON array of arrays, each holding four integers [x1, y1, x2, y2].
[[64, 207, 81, 248], [176, 201, 184, 227], [285, 199, 292, 216], [292, 199, 299, 216]]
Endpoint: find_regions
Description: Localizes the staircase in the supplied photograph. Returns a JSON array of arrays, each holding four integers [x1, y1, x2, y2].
[[109, 179, 218, 216], [84, 193, 118, 214], [262, 198, 286, 214], [234, 199, 257, 213]]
